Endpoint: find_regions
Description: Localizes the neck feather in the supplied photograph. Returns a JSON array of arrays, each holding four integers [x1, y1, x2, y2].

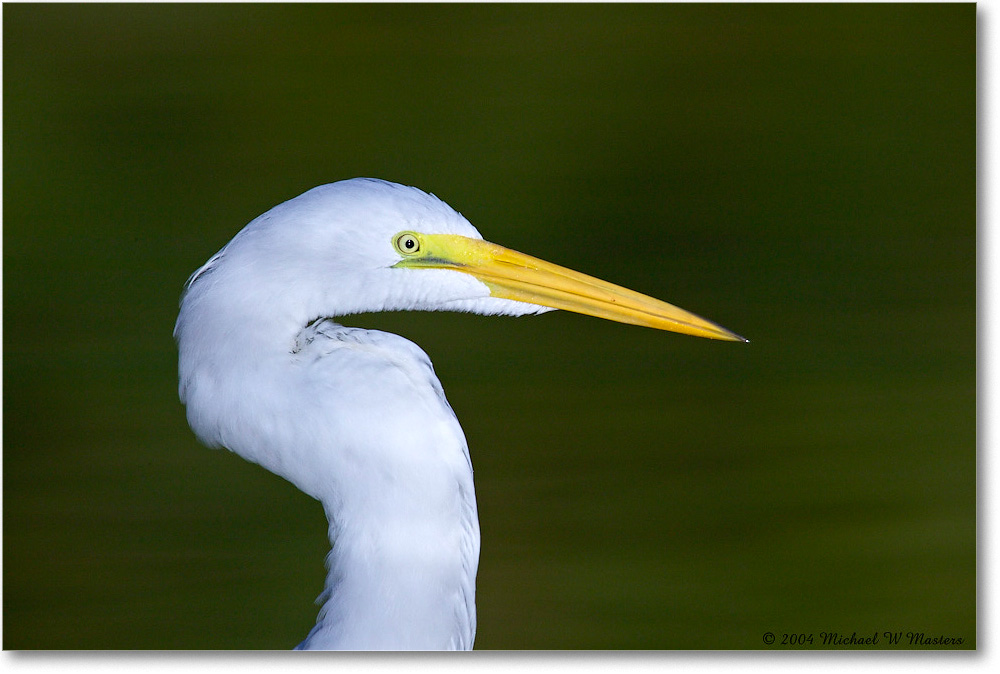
[[298, 476, 479, 650]]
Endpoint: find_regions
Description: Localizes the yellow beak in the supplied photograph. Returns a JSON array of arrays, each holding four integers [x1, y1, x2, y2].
[[392, 232, 746, 342]]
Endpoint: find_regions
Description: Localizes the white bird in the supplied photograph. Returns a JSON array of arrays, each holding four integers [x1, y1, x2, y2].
[[174, 178, 744, 650]]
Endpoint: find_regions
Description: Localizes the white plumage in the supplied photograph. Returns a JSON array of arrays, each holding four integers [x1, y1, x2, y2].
[[175, 178, 743, 650]]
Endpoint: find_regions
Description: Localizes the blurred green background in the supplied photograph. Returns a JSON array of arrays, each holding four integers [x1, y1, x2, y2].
[[3, 3, 974, 649]]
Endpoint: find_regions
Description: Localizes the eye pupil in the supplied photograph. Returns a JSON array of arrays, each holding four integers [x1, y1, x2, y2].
[[404, 238, 415, 249]]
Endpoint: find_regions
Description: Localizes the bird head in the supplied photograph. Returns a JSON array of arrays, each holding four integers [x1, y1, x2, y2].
[[180, 178, 744, 342]]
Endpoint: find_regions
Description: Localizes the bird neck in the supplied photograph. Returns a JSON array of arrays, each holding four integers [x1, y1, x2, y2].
[[179, 299, 483, 650], [299, 477, 479, 650]]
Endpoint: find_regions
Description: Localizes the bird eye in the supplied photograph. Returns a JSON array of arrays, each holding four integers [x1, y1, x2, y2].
[[394, 232, 421, 255]]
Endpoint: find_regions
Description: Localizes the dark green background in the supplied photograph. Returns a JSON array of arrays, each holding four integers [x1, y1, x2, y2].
[[3, 3, 975, 649]]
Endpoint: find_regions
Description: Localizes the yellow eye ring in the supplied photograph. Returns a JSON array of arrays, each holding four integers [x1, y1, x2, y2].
[[394, 232, 421, 255]]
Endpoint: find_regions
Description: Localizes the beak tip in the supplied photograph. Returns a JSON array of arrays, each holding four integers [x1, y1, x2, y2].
[[721, 329, 749, 343]]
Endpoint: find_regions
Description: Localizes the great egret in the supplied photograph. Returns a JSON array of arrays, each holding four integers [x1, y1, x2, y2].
[[174, 178, 744, 650]]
